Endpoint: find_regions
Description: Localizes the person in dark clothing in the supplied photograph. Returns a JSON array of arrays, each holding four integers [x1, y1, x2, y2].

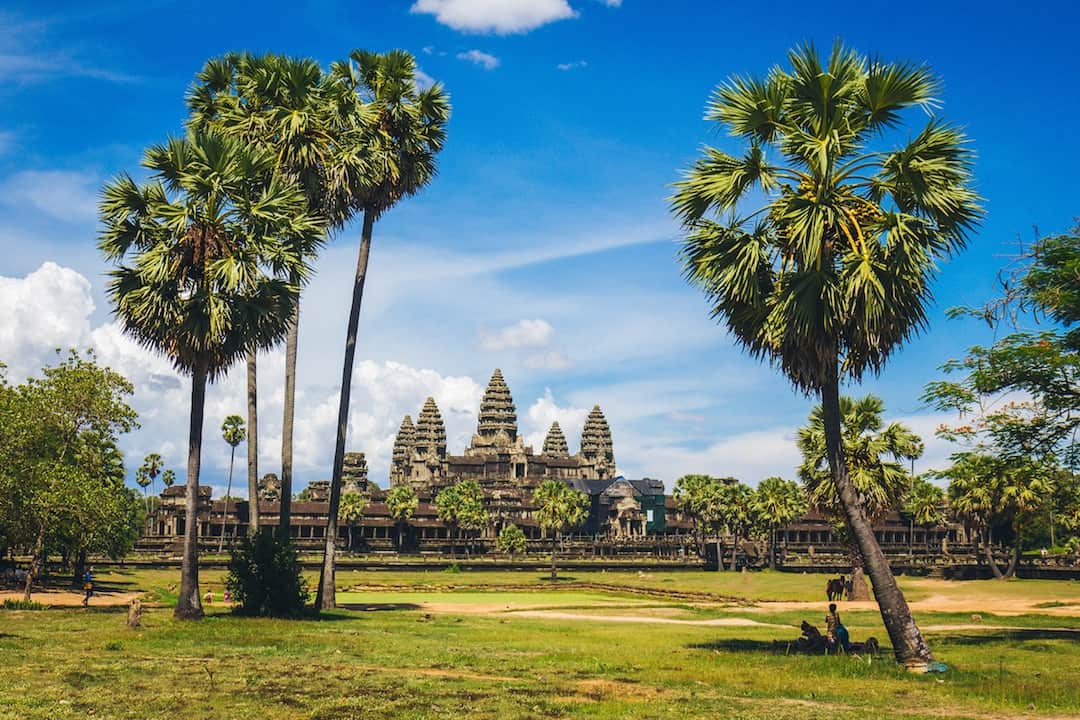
[[82, 568, 94, 607]]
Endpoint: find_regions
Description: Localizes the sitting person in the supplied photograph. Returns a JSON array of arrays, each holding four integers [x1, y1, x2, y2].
[[825, 603, 850, 653]]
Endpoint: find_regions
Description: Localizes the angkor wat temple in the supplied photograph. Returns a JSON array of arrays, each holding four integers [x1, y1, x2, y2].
[[139, 369, 967, 561]]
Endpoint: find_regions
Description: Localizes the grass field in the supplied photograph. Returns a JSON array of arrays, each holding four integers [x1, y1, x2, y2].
[[2, 567, 1079, 719]]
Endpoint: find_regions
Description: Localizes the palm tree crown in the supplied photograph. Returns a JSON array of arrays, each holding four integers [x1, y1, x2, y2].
[[221, 415, 246, 447], [98, 130, 321, 378], [672, 42, 982, 392], [798, 394, 922, 522]]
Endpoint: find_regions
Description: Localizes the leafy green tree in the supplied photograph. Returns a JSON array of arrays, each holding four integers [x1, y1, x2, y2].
[[219, 415, 246, 553], [435, 480, 486, 559], [673, 474, 732, 570], [99, 130, 320, 619], [317, 50, 450, 611], [670, 43, 979, 665], [0, 351, 140, 600], [386, 484, 419, 550], [938, 453, 1052, 577], [533, 480, 589, 581], [497, 523, 527, 560], [904, 476, 944, 552], [338, 491, 367, 550], [226, 528, 309, 617], [797, 394, 921, 598], [752, 477, 806, 569]]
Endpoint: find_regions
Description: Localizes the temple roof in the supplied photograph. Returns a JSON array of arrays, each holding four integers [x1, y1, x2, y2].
[[542, 421, 569, 457], [476, 368, 517, 442]]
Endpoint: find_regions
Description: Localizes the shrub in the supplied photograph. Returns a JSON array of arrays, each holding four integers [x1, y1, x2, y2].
[[1, 599, 46, 611], [226, 529, 309, 617], [444, 562, 461, 574]]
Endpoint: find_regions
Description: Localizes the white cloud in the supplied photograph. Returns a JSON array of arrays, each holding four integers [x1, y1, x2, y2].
[[0, 170, 99, 223], [523, 351, 573, 371], [411, 0, 577, 34], [0, 261, 95, 381], [456, 49, 500, 70], [599, 0, 621, 6], [523, 389, 588, 453], [557, 60, 587, 71], [479, 318, 553, 351], [415, 68, 437, 90]]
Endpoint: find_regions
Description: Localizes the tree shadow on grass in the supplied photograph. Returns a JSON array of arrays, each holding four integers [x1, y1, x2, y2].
[[689, 639, 785, 654], [933, 629, 1080, 646], [338, 603, 422, 612]]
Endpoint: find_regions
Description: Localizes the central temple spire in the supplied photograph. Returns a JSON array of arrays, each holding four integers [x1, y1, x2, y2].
[[476, 368, 517, 443]]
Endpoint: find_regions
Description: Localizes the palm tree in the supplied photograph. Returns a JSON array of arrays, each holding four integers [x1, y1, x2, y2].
[[533, 480, 589, 581], [671, 43, 981, 664], [386, 484, 419, 551], [142, 453, 163, 501], [219, 415, 246, 553], [904, 476, 944, 553], [316, 50, 450, 611], [135, 466, 151, 516], [673, 474, 729, 570], [497, 523, 527, 561], [99, 130, 320, 619], [161, 469, 176, 489], [338, 491, 367, 551], [719, 481, 755, 571], [434, 484, 462, 559], [753, 476, 806, 570], [798, 394, 921, 598], [941, 453, 1050, 578], [188, 53, 336, 534]]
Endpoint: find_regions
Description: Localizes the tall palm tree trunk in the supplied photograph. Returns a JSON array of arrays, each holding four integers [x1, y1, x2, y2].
[[317, 209, 375, 611], [821, 368, 931, 667], [176, 360, 208, 620], [550, 533, 558, 581], [279, 301, 300, 535], [246, 352, 259, 536], [982, 527, 1005, 579], [769, 526, 777, 571], [218, 446, 236, 554]]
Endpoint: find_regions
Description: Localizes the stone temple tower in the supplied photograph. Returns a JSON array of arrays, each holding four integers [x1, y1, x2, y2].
[[578, 405, 615, 478], [468, 368, 525, 454], [341, 451, 369, 494], [412, 397, 447, 485], [390, 415, 415, 487], [542, 421, 569, 457]]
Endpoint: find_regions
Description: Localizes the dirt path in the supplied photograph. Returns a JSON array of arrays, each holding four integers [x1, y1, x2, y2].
[[508, 610, 789, 627], [0, 590, 140, 607]]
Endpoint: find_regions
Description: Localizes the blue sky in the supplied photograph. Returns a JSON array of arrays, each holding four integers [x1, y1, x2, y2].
[[1, 0, 1078, 495]]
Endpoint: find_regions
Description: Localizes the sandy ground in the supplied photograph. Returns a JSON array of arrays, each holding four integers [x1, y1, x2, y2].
[[742, 595, 1080, 618], [508, 611, 788, 627]]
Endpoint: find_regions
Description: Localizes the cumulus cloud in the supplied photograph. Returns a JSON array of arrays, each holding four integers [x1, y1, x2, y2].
[[0, 170, 99, 223], [479, 318, 554, 351], [0, 261, 95, 381], [557, 60, 587, 71], [456, 49, 500, 70], [524, 351, 573, 371], [412, 0, 577, 34], [523, 389, 588, 453]]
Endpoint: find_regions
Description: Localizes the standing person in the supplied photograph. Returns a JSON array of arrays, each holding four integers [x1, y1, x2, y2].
[[82, 567, 94, 607], [825, 603, 850, 653]]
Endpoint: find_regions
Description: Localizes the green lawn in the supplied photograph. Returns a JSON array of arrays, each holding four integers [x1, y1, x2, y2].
[[3, 567, 1079, 719]]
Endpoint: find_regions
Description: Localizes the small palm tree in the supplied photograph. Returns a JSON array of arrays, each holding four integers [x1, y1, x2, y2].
[[317, 50, 450, 611], [753, 477, 806, 570], [219, 415, 246, 553], [798, 394, 921, 597], [904, 476, 944, 553], [338, 491, 367, 551], [99, 130, 320, 619], [161, 469, 176, 489], [671, 42, 980, 666], [135, 466, 151, 515], [142, 453, 163, 501], [386, 484, 419, 551], [533, 480, 589, 581]]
